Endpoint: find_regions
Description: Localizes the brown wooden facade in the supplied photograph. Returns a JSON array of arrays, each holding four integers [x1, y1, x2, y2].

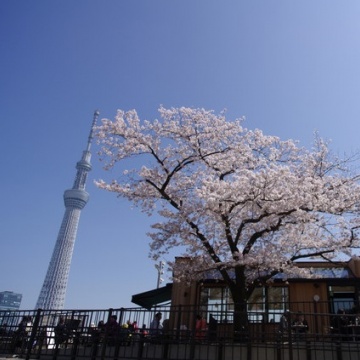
[[167, 257, 360, 338]]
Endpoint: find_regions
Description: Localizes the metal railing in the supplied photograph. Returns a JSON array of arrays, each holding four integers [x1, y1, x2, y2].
[[1, 301, 360, 360]]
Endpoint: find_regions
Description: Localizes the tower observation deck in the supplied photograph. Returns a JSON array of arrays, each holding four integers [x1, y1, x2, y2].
[[35, 110, 99, 310]]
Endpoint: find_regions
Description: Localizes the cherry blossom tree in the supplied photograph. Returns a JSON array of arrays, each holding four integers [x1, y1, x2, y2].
[[96, 106, 360, 334]]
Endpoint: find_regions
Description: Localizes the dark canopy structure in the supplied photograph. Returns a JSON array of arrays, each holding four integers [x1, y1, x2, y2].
[[131, 283, 173, 310]]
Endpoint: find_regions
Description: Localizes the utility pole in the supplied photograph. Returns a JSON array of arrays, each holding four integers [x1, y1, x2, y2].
[[155, 261, 165, 288]]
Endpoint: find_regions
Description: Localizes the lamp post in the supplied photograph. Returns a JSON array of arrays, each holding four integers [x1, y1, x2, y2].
[[313, 294, 320, 340], [155, 261, 165, 288]]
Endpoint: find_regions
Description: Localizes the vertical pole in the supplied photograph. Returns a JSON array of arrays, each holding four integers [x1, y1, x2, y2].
[[155, 261, 165, 288], [26, 309, 42, 360], [101, 309, 113, 360], [287, 312, 293, 360], [176, 306, 182, 342], [313, 296, 320, 340]]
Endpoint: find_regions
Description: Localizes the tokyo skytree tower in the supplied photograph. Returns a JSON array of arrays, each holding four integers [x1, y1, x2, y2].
[[35, 110, 99, 310]]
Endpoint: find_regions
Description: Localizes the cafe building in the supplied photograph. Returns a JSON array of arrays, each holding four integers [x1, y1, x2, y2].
[[132, 256, 360, 338]]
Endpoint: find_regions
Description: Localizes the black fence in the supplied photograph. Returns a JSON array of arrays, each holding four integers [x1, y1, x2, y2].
[[1, 301, 360, 360]]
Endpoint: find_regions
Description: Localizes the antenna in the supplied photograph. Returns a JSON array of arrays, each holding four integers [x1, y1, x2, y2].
[[86, 110, 100, 151]]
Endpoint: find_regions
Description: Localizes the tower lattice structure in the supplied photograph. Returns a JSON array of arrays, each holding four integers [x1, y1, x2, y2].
[[35, 110, 99, 310]]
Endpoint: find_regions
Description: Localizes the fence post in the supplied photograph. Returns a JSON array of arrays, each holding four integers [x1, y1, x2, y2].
[[217, 340, 223, 360], [246, 340, 252, 360], [189, 307, 197, 360], [35, 325, 46, 359], [287, 313, 293, 360], [70, 310, 79, 360], [276, 339, 281, 360], [335, 341, 342, 360], [137, 335, 144, 359], [90, 335, 99, 360], [114, 308, 125, 360], [176, 305, 182, 342], [100, 308, 113, 360], [162, 341, 169, 360], [70, 331, 80, 360], [118, 308, 125, 328], [305, 339, 311, 360], [26, 309, 41, 360]]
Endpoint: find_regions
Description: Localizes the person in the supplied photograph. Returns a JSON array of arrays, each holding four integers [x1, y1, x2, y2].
[[0, 323, 8, 336], [292, 312, 308, 341], [98, 320, 105, 332], [208, 314, 218, 342], [18, 316, 32, 335], [140, 324, 149, 340], [161, 318, 170, 338], [119, 322, 131, 345], [54, 316, 69, 347], [90, 320, 105, 345], [126, 320, 133, 331], [104, 315, 120, 345], [88, 322, 96, 333], [149, 312, 163, 340], [88, 323, 100, 345], [332, 308, 350, 341], [278, 311, 290, 343], [195, 314, 207, 342], [132, 321, 139, 333], [129, 321, 140, 343], [12, 315, 32, 351]]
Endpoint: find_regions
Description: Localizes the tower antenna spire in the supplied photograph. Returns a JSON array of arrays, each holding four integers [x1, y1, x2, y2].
[[86, 109, 100, 152], [35, 110, 99, 310]]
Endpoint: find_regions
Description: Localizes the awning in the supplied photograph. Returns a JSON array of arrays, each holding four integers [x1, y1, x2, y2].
[[131, 283, 173, 310]]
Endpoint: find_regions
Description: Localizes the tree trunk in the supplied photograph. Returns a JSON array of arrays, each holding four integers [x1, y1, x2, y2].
[[233, 300, 249, 343], [229, 267, 250, 343]]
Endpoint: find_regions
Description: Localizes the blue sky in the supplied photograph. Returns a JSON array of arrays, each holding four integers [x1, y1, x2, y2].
[[1, 1, 360, 310]]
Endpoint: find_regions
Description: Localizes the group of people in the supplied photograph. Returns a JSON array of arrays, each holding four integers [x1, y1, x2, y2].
[[330, 308, 360, 340], [94, 311, 211, 344], [10, 307, 360, 351], [147, 312, 213, 343], [54, 316, 70, 346], [88, 315, 151, 346], [50, 312, 213, 346], [278, 307, 360, 343], [7, 310, 311, 350], [278, 311, 309, 342]]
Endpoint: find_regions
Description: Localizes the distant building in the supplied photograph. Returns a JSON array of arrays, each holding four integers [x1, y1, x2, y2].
[[0, 291, 22, 311]]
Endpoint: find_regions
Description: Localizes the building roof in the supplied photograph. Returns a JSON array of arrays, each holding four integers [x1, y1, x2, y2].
[[131, 283, 173, 310], [202, 263, 355, 282], [274, 267, 354, 280]]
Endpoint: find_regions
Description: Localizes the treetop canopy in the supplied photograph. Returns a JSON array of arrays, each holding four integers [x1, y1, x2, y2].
[[95, 106, 360, 293]]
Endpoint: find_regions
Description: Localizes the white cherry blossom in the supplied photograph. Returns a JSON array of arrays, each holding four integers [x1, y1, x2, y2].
[[96, 106, 360, 303]]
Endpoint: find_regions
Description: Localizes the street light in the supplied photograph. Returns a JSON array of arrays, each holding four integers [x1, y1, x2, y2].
[[155, 261, 165, 288]]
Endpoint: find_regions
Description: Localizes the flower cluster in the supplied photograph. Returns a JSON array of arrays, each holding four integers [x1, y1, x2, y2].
[[96, 106, 360, 299]]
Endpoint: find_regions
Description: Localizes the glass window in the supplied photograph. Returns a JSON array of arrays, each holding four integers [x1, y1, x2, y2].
[[200, 287, 233, 322], [328, 285, 356, 314], [200, 285, 288, 323]]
